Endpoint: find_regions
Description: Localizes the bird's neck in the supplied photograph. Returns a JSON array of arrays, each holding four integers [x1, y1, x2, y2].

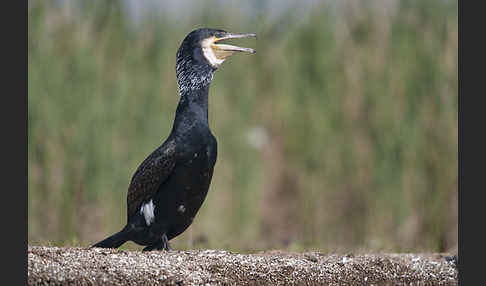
[[173, 85, 211, 131]]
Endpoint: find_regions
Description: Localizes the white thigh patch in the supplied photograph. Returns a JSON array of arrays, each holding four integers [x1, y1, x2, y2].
[[140, 199, 156, 226]]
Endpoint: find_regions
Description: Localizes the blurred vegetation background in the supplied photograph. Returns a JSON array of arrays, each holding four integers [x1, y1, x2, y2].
[[28, 0, 457, 253]]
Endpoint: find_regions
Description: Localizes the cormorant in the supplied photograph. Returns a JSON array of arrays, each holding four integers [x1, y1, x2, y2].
[[92, 28, 256, 251]]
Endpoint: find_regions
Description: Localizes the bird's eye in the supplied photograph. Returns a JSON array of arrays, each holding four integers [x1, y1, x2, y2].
[[215, 33, 223, 39]]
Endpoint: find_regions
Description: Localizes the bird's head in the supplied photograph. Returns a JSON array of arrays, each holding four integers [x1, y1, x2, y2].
[[176, 28, 256, 94]]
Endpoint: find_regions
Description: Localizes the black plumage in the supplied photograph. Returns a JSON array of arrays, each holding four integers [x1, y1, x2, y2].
[[92, 28, 255, 251]]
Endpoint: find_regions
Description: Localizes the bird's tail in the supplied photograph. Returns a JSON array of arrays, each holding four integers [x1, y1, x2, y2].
[[91, 226, 131, 249]]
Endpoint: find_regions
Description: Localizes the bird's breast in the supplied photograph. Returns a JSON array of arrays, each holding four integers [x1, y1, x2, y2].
[[153, 138, 217, 215]]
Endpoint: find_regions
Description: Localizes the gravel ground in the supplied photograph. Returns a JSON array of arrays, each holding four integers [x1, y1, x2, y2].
[[28, 246, 458, 285]]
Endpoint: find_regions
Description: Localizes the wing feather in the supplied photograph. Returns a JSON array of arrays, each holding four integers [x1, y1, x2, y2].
[[126, 139, 177, 220]]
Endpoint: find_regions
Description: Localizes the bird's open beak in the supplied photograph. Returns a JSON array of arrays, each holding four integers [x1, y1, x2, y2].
[[210, 33, 256, 61], [213, 33, 257, 54]]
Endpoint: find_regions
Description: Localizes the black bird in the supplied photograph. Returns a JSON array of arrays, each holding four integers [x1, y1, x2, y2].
[[92, 28, 256, 251]]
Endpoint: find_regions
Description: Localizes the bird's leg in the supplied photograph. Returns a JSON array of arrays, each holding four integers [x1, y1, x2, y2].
[[156, 233, 172, 251], [142, 234, 171, 252]]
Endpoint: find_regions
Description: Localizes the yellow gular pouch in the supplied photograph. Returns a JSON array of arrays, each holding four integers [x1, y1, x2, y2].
[[211, 43, 236, 61], [202, 37, 225, 67]]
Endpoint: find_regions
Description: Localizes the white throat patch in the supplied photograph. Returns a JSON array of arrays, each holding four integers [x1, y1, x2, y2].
[[202, 38, 225, 68], [140, 199, 156, 226]]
